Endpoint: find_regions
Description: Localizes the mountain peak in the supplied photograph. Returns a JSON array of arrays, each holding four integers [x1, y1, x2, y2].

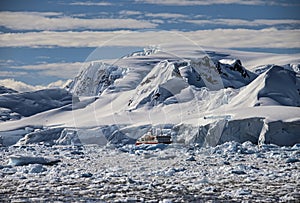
[[70, 62, 127, 96]]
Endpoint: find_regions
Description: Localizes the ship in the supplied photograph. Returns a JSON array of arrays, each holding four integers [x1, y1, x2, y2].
[[135, 129, 172, 145]]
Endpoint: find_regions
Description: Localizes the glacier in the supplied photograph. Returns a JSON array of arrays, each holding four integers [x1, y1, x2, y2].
[[0, 46, 299, 148]]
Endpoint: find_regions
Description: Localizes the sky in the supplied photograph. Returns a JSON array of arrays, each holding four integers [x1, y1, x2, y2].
[[0, 0, 299, 87]]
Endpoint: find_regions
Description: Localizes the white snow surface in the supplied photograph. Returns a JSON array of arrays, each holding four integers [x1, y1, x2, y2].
[[0, 46, 299, 147]]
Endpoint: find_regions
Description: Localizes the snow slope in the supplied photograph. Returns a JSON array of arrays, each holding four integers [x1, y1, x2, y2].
[[0, 88, 73, 117], [228, 65, 300, 108], [0, 86, 17, 94], [70, 61, 127, 96], [127, 56, 256, 109]]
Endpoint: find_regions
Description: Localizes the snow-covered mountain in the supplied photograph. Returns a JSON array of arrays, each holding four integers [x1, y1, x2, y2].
[[0, 47, 299, 147], [229, 65, 300, 107], [69, 61, 127, 96], [0, 86, 17, 94], [128, 57, 257, 109], [0, 88, 73, 117], [254, 63, 300, 75]]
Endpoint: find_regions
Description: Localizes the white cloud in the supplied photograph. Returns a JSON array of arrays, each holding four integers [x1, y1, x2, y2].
[[8, 62, 84, 79], [0, 78, 70, 92], [69, 1, 113, 6], [0, 78, 45, 92], [47, 80, 72, 89], [150, 19, 165, 24], [1, 29, 299, 49], [0, 59, 15, 65], [185, 19, 300, 27], [0, 71, 27, 77], [119, 10, 143, 16], [17, 12, 62, 17], [0, 11, 157, 31], [1, 62, 84, 90], [145, 12, 187, 19], [135, 0, 299, 6]]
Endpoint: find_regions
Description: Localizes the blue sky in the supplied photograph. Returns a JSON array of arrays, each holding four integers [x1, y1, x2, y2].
[[0, 0, 299, 86]]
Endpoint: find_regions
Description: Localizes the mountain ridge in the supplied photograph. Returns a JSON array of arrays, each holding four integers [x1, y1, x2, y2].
[[0, 47, 299, 147]]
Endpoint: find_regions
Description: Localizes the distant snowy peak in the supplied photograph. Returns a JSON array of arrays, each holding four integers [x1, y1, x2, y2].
[[122, 46, 160, 58], [0, 86, 18, 94], [230, 65, 300, 107], [128, 60, 188, 109], [0, 88, 73, 117], [254, 63, 300, 75], [253, 64, 274, 75], [70, 61, 127, 96], [69, 49, 257, 100], [257, 66, 300, 107], [188, 56, 223, 90], [216, 58, 257, 88], [181, 57, 256, 90], [128, 56, 257, 109], [283, 63, 300, 74], [0, 107, 22, 122]]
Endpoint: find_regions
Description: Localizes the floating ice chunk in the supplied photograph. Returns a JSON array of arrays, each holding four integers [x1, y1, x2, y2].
[[231, 170, 246, 175], [160, 199, 173, 203], [29, 164, 47, 173], [81, 172, 93, 178], [165, 168, 176, 176], [195, 177, 210, 184], [8, 156, 60, 166], [186, 156, 196, 161], [286, 158, 299, 164], [134, 143, 168, 151], [0, 129, 26, 147], [292, 143, 300, 150], [1, 167, 17, 175], [280, 192, 300, 202], [124, 197, 139, 202], [16, 128, 64, 146], [126, 177, 136, 184], [201, 186, 218, 193], [235, 188, 252, 196], [55, 129, 81, 146]]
